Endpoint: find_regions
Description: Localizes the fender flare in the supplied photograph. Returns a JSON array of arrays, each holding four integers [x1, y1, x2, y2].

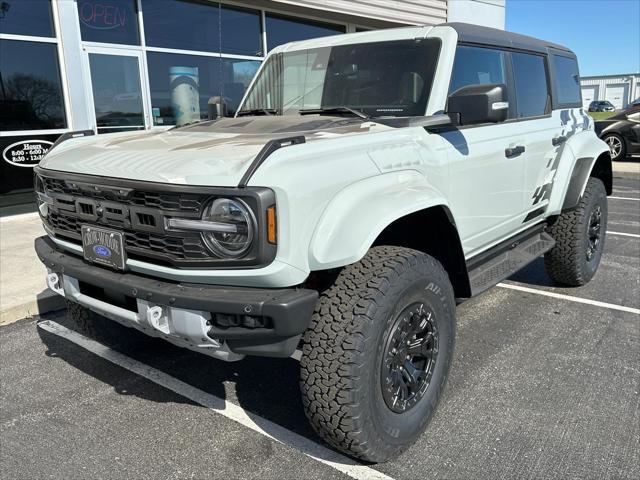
[[549, 131, 610, 214], [308, 170, 452, 270]]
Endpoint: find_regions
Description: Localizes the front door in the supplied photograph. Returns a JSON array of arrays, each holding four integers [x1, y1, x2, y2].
[[444, 45, 525, 257], [84, 47, 150, 134]]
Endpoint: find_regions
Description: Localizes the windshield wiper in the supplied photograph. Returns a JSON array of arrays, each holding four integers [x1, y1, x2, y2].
[[236, 108, 277, 117], [299, 106, 370, 120]]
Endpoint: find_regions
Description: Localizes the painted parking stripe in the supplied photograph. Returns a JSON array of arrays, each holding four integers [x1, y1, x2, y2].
[[610, 196, 640, 201], [37, 320, 393, 480], [608, 231, 640, 238], [497, 283, 640, 315]]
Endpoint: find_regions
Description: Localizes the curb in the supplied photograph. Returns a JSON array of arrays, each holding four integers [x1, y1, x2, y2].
[[0, 290, 65, 325]]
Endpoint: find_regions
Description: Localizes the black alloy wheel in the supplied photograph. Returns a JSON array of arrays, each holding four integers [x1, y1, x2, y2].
[[381, 303, 438, 414]]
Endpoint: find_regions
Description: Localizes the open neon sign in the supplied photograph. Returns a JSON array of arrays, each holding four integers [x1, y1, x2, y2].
[[79, 1, 128, 30]]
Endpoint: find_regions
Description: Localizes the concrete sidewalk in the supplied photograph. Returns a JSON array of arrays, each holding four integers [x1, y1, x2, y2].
[[0, 214, 64, 325]]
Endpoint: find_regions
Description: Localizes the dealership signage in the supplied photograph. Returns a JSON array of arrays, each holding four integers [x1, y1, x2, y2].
[[2, 140, 54, 168]]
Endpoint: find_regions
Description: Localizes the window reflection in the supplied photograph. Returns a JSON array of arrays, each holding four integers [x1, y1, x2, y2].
[[143, 0, 262, 56], [147, 52, 260, 125], [88, 54, 144, 130], [0, 0, 55, 37], [0, 40, 66, 131], [265, 14, 345, 51]]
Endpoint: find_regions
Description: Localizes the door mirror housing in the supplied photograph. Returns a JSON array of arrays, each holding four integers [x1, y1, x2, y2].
[[447, 84, 508, 126]]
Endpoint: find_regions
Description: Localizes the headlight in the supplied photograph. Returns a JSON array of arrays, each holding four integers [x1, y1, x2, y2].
[[200, 198, 255, 258]]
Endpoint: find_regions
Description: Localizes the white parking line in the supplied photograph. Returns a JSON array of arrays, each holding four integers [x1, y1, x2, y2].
[[37, 320, 393, 480], [497, 283, 640, 315], [608, 231, 640, 238], [610, 196, 640, 201]]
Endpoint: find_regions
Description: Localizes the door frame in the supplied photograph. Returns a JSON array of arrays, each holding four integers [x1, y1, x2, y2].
[[82, 45, 152, 133]]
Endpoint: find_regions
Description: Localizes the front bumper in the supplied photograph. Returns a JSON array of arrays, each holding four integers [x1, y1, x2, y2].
[[35, 236, 318, 360]]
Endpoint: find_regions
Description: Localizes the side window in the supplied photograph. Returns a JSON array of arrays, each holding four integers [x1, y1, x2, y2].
[[552, 55, 581, 106], [449, 46, 507, 94], [511, 52, 549, 118]]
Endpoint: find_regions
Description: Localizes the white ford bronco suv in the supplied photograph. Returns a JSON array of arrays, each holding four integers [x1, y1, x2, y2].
[[35, 23, 611, 462]]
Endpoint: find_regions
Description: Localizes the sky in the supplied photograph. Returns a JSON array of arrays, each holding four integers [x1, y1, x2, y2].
[[506, 0, 640, 76]]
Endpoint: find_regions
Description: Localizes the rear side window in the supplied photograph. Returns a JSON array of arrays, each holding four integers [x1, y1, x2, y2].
[[511, 52, 549, 118], [449, 46, 507, 94], [552, 55, 581, 106]]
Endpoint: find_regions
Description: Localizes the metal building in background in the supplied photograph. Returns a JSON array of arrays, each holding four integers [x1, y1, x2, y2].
[[580, 73, 640, 110], [0, 0, 505, 202]]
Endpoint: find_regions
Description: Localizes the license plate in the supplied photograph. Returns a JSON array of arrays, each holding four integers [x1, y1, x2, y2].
[[81, 225, 126, 271]]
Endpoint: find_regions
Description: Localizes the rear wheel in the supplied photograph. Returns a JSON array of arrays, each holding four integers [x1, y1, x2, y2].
[[603, 133, 626, 161], [300, 246, 456, 462], [544, 177, 607, 286]]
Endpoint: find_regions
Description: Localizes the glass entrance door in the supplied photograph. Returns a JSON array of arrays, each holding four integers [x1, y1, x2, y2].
[[85, 48, 149, 134]]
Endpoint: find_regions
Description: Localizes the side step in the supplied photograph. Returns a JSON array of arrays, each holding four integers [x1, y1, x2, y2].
[[467, 232, 555, 296]]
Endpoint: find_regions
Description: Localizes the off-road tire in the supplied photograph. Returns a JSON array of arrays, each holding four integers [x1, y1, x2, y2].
[[544, 177, 608, 286], [300, 246, 456, 462]]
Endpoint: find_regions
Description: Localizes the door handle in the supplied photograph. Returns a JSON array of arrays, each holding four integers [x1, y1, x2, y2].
[[552, 135, 567, 146], [505, 145, 525, 158]]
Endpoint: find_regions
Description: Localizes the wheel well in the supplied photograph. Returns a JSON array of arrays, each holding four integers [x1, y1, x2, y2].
[[372, 206, 471, 298], [591, 151, 613, 195]]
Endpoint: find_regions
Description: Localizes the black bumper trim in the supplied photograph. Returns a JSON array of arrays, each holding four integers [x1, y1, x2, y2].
[[35, 236, 317, 355]]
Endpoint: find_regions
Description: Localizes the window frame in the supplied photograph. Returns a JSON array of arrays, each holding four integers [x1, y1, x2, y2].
[[549, 50, 582, 110], [0, 0, 71, 137], [446, 42, 554, 127], [509, 49, 553, 120]]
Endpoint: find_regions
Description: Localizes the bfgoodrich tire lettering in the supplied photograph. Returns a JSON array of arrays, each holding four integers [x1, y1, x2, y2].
[[544, 177, 608, 286], [299, 246, 456, 462]]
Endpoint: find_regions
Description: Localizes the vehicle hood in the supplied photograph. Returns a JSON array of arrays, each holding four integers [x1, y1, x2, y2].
[[40, 116, 391, 187]]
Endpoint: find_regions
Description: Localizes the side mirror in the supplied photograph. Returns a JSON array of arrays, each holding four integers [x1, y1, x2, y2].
[[447, 83, 508, 126]]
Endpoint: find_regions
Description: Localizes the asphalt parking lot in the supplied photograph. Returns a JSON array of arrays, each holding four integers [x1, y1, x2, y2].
[[1, 178, 638, 480]]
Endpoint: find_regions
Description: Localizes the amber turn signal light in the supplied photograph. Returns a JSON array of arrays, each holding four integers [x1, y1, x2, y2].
[[267, 206, 277, 244]]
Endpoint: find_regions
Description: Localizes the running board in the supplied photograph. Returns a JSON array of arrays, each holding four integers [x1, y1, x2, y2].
[[467, 232, 555, 296]]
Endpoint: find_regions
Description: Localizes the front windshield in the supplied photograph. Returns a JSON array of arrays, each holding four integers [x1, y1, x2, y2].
[[241, 39, 440, 118]]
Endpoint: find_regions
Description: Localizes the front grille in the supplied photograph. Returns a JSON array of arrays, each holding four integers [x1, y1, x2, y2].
[[40, 175, 215, 265], [35, 169, 277, 269], [41, 177, 205, 212], [47, 211, 210, 261]]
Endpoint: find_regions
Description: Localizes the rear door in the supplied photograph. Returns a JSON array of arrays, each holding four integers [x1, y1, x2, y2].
[[510, 51, 562, 224]]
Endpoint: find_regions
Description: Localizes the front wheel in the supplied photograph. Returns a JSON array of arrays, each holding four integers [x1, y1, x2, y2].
[[544, 177, 608, 286], [300, 246, 456, 462]]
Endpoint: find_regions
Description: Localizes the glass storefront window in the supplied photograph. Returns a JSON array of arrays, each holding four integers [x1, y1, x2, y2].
[[147, 52, 260, 125], [77, 0, 139, 45], [265, 14, 345, 52], [88, 53, 145, 132], [143, 0, 262, 57], [0, 0, 55, 37], [0, 40, 67, 131]]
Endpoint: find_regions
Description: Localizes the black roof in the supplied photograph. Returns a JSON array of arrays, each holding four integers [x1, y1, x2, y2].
[[445, 22, 574, 56]]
